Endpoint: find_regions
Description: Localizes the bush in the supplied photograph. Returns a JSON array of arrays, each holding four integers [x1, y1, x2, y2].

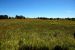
[[15, 15, 25, 19], [9, 17, 15, 19], [70, 18, 75, 21], [49, 18, 53, 20], [37, 17, 49, 20]]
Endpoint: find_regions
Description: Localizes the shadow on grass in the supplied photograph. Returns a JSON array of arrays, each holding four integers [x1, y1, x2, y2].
[[18, 40, 69, 50], [74, 32, 75, 38], [18, 45, 49, 50], [53, 45, 68, 50], [0, 42, 1, 50], [18, 40, 49, 50]]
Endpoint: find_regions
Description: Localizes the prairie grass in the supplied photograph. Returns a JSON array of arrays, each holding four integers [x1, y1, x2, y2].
[[0, 19, 75, 50]]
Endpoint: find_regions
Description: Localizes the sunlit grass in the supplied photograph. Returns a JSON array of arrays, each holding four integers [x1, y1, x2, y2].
[[0, 19, 75, 50]]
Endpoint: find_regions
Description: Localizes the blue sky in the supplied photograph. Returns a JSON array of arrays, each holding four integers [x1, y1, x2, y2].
[[0, 0, 75, 18]]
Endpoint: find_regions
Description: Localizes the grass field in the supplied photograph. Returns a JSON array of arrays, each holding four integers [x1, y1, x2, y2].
[[0, 19, 75, 50]]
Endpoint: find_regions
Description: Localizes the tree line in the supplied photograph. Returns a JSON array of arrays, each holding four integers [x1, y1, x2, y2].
[[0, 15, 75, 21], [0, 15, 25, 19]]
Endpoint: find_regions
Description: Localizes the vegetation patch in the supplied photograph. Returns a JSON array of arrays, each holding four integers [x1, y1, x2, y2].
[[0, 19, 75, 50]]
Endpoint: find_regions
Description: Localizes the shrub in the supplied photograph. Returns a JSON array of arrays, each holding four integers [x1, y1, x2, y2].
[[15, 15, 25, 19], [37, 17, 49, 20]]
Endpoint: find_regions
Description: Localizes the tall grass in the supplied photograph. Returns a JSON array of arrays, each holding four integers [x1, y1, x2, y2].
[[0, 19, 75, 50]]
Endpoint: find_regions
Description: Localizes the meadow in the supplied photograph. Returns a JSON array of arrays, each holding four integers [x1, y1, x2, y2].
[[0, 19, 75, 50]]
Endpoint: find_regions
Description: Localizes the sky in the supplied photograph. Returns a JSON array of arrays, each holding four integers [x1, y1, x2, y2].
[[0, 0, 75, 18]]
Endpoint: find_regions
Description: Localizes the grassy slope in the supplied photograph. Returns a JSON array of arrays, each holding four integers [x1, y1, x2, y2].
[[0, 19, 75, 50]]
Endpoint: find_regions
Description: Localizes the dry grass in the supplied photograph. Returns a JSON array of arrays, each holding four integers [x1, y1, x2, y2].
[[0, 19, 75, 50]]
